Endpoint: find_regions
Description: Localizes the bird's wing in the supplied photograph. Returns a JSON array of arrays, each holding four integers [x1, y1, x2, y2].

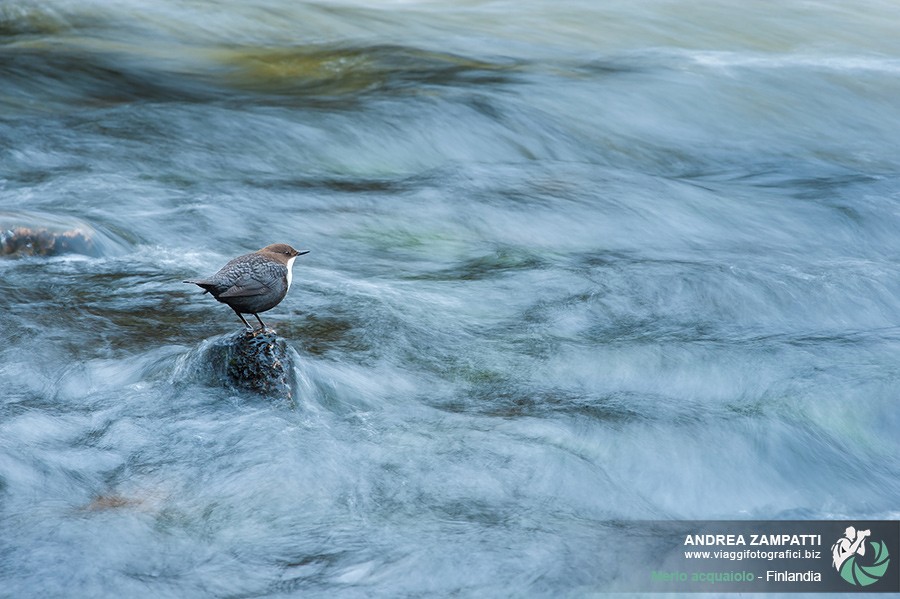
[[217, 273, 276, 298]]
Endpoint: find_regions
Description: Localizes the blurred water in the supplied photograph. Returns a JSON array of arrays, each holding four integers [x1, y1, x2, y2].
[[1, 1, 899, 596]]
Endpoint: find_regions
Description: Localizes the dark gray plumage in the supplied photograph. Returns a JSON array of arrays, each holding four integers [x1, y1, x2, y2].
[[185, 243, 309, 329]]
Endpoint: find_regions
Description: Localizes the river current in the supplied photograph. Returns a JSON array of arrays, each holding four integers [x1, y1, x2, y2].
[[1, 1, 899, 597]]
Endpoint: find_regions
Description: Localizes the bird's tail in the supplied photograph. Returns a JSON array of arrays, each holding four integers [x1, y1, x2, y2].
[[184, 279, 213, 295]]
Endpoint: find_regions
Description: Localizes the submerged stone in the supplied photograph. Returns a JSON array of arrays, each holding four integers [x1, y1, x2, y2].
[[81, 494, 142, 511]]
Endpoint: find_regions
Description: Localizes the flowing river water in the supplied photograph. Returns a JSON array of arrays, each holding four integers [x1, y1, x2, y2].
[[1, 1, 899, 597]]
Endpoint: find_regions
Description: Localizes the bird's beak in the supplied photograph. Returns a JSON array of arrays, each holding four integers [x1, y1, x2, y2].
[[296, 249, 310, 256]]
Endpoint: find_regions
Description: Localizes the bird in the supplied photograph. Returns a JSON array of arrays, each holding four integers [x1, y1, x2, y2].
[[184, 243, 309, 330]]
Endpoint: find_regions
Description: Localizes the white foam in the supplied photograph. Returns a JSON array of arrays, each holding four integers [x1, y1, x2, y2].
[[687, 50, 900, 74]]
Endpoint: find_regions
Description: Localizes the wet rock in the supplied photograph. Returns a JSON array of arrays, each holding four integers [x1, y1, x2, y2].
[[0, 226, 96, 257], [204, 328, 296, 402], [0, 211, 129, 257]]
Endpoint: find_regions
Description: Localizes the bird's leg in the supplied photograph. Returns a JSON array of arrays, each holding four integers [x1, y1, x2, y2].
[[254, 313, 268, 330], [231, 307, 253, 329]]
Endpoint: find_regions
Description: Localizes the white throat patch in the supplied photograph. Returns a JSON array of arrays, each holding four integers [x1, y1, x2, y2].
[[285, 256, 297, 291]]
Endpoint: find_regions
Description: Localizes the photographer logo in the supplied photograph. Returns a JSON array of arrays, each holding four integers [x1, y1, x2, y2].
[[832, 526, 890, 587]]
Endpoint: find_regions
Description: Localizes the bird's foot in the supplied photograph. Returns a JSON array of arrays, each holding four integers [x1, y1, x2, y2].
[[246, 325, 276, 337]]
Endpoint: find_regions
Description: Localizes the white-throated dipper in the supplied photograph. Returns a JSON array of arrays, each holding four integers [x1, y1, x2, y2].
[[184, 243, 309, 329]]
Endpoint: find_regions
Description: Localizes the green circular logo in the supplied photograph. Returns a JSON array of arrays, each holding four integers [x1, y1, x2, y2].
[[839, 540, 890, 587]]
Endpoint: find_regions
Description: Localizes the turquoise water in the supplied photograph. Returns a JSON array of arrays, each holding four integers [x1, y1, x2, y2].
[[1, 1, 899, 596]]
